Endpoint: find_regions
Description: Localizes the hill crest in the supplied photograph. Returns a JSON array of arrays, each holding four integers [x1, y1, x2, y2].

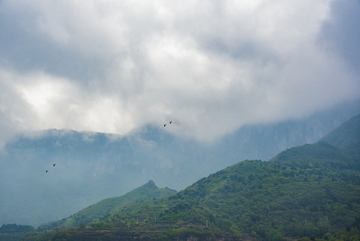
[[44, 180, 176, 229]]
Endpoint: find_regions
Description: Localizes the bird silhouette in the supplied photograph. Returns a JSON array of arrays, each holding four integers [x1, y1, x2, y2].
[[169, 121, 172, 124], [46, 170, 48, 173], [53, 163, 56, 167], [164, 124, 166, 127]]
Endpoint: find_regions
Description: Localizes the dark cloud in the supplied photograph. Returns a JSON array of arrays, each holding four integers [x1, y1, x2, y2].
[[319, 0, 360, 75], [0, 4, 108, 82]]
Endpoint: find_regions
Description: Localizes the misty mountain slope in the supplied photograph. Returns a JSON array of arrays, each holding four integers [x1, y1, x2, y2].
[[320, 113, 360, 158], [205, 101, 360, 168], [0, 103, 359, 227], [269, 142, 357, 170], [48, 180, 176, 229], [97, 118, 360, 239], [270, 113, 360, 170]]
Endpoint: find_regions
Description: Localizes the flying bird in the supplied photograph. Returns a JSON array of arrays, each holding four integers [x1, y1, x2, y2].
[[46, 170, 48, 173], [53, 163, 56, 167], [164, 124, 166, 127], [169, 121, 172, 124]]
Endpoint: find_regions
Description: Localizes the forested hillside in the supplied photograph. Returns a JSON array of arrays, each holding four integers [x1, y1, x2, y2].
[[102, 159, 359, 239], [42, 180, 176, 229], [99, 113, 360, 240], [270, 113, 360, 170], [320, 113, 360, 160], [23, 157, 360, 240]]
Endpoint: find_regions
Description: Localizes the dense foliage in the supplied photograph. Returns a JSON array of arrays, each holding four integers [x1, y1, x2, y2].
[[0, 224, 35, 233], [319, 113, 360, 159], [270, 141, 358, 170], [102, 159, 359, 239], [0, 224, 35, 241]]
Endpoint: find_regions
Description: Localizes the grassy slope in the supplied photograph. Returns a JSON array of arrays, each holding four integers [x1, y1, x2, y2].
[[51, 180, 176, 228]]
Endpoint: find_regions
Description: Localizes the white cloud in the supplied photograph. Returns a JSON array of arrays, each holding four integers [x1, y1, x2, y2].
[[0, 0, 359, 144]]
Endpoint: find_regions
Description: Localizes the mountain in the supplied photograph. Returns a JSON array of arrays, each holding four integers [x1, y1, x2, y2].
[[60, 112, 360, 240], [269, 142, 356, 169], [320, 113, 360, 159], [270, 113, 360, 170], [22, 156, 360, 240], [1, 101, 359, 227], [101, 162, 359, 239], [44, 180, 176, 229]]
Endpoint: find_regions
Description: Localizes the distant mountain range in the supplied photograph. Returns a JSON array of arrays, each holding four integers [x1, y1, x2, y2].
[[23, 111, 360, 241], [0, 100, 359, 227]]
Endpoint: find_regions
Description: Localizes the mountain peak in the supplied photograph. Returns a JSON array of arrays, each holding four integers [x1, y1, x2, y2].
[[144, 180, 157, 189]]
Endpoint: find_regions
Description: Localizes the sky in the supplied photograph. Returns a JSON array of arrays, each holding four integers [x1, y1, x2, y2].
[[0, 0, 359, 145]]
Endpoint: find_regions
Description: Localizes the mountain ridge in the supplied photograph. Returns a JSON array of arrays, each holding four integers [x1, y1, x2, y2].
[[270, 113, 360, 170], [320, 113, 360, 159], [1, 103, 359, 227], [43, 180, 176, 229]]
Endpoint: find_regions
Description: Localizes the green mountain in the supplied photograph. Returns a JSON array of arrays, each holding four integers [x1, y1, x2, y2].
[[101, 114, 360, 239], [22, 114, 360, 241], [102, 161, 359, 237], [46, 180, 176, 229], [270, 113, 360, 170], [319, 113, 360, 159], [269, 141, 355, 169]]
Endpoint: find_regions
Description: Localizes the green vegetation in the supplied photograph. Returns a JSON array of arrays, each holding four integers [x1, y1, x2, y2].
[[45, 180, 176, 228], [269, 141, 357, 169], [0, 224, 35, 241], [21, 223, 230, 241], [0, 224, 35, 233], [320, 113, 360, 161], [271, 113, 360, 171], [102, 159, 359, 239]]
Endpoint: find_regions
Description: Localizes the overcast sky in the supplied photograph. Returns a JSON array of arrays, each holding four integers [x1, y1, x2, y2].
[[0, 0, 359, 145]]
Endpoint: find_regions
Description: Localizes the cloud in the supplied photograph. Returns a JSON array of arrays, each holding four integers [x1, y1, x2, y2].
[[318, 0, 360, 76], [0, 0, 359, 144]]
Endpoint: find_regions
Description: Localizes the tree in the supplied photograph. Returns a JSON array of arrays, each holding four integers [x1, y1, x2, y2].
[[267, 229, 285, 241], [78, 223, 86, 229]]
